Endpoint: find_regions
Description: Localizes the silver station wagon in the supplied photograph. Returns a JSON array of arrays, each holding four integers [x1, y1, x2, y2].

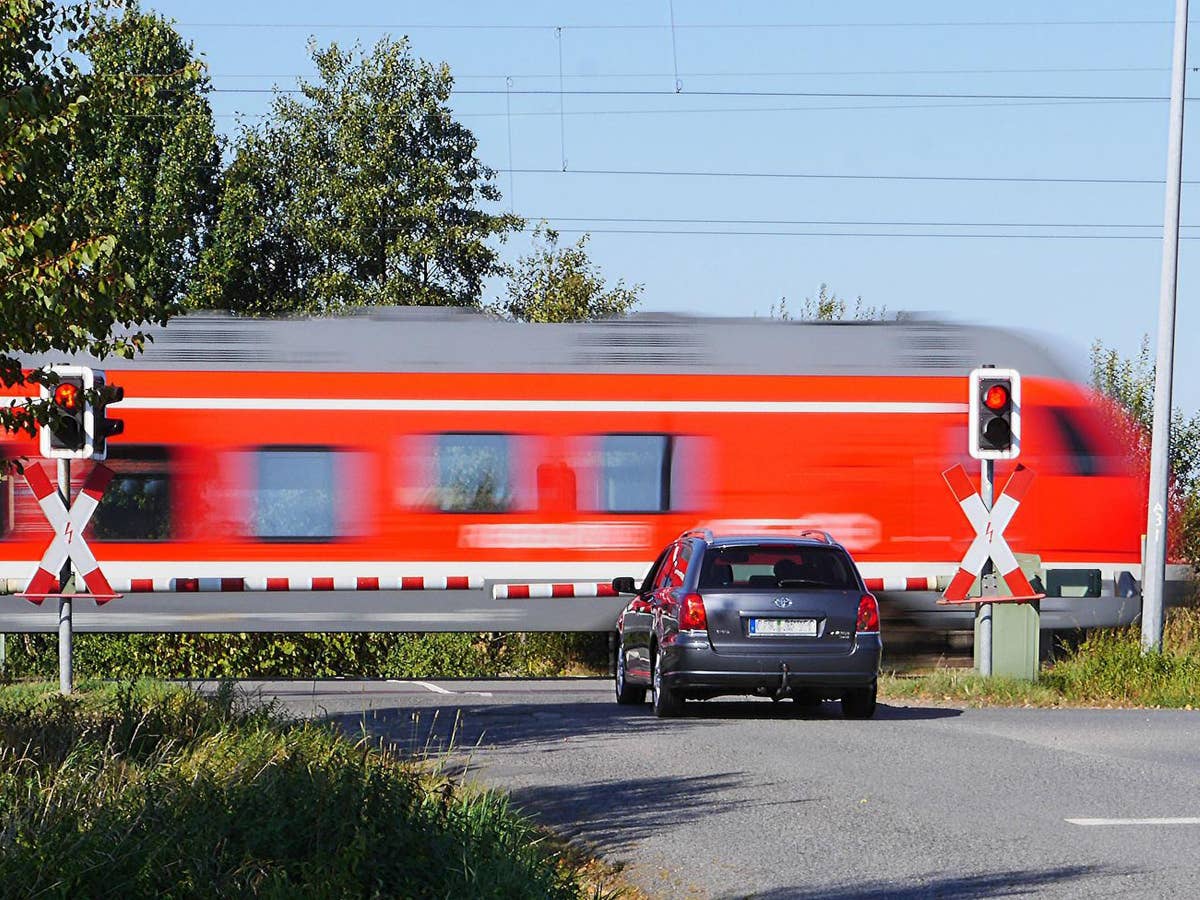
[[612, 530, 882, 718]]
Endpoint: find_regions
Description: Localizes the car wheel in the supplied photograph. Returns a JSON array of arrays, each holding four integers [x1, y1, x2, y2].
[[842, 680, 878, 719], [614, 636, 646, 706], [651, 643, 683, 718]]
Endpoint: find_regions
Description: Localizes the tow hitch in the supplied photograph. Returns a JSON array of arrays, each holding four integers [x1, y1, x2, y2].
[[772, 662, 791, 701]]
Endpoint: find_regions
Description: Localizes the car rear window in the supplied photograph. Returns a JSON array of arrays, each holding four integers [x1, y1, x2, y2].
[[698, 544, 858, 590]]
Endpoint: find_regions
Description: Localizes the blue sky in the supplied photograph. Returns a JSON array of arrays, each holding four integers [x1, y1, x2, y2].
[[150, 0, 1197, 411]]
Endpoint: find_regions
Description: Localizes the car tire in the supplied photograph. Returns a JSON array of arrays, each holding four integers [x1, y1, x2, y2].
[[651, 643, 683, 718], [842, 680, 877, 719], [614, 636, 647, 706]]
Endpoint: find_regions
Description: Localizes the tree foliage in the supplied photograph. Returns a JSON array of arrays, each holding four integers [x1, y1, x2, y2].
[[193, 36, 520, 316], [71, 1, 220, 306], [1091, 336, 1200, 564], [1, 1, 212, 443], [1, 0, 178, 443], [493, 223, 642, 323], [770, 283, 887, 321]]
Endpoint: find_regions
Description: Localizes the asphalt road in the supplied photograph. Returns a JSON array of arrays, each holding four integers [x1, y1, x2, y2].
[[240, 678, 1200, 899]]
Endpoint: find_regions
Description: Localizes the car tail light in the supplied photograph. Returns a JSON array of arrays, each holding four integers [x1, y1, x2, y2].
[[679, 592, 708, 630], [856, 594, 880, 633]]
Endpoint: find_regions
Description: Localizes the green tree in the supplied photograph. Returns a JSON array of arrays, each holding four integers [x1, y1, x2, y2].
[[493, 223, 642, 323], [1091, 336, 1200, 564], [770, 283, 887, 321], [71, 1, 220, 306], [1, 0, 171, 446], [194, 36, 520, 315]]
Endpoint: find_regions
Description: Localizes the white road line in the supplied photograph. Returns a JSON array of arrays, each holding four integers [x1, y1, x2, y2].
[[385, 680, 493, 698], [411, 680, 453, 695], [1066, 817, 1200, 826]]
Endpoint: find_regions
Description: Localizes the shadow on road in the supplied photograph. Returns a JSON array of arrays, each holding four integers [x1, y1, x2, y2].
[[510, 772, 814, 853], [327, 697, 961, 758], [726, 864, 1126, 899]]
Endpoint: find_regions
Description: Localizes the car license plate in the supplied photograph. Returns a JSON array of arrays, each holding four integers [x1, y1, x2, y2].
[[748, 617, 817, 637]]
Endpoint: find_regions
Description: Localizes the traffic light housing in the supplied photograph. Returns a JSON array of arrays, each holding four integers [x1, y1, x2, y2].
[[39, 365, 95, 459], [92, 372, 124, 461], [968, 368, 1021, 460]]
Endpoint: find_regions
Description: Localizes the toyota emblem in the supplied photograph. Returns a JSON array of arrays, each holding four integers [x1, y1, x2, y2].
[[772, 597, 793, 609]]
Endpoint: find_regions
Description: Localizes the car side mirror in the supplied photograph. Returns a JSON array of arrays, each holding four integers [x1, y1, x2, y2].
[[611, 576, 638, 594]]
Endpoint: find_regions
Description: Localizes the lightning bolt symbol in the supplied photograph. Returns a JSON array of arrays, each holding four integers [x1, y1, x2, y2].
[[63, 521, 74, 545], [985, 520, 993, 545]]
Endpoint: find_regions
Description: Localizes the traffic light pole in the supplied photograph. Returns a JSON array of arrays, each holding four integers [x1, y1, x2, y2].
[[979, 458, 994, 677], [1142, 0, 1188, 653], [57, 459, 72, 696]]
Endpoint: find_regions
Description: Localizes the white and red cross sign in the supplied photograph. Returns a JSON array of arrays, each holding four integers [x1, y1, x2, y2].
[[941, 463, 1042, 604], [22, 464, 116, 604]]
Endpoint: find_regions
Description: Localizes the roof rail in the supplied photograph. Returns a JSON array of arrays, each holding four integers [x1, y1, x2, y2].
[[678, 528, 715, 542], [798, 529, 838, 545]]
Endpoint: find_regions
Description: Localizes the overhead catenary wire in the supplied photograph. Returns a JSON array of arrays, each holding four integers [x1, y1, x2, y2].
[[527, 215, 1194, 229], [499, 167, 1182, 186], [522, 227, 1200, 240], [210, 87, 1182, 101], [175, 18, 1200, 30]]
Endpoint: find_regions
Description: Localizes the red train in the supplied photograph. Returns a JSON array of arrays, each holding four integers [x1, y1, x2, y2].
[[0, 309, 1166, 625]]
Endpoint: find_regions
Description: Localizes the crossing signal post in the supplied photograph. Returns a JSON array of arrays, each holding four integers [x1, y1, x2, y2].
[[969, 368, 1021, 460], [40, 366, 94, 458], [32, 365, 125, 693], [92, 373, 124, 461], [965, 366, 1024, 676]]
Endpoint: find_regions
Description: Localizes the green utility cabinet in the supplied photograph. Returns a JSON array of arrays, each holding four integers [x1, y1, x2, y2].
[[973, 553, 1043, 680]]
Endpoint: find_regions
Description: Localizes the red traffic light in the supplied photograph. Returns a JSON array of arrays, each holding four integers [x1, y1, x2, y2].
[[983, 384, 1009, 410], [53, 383, 80, 411]]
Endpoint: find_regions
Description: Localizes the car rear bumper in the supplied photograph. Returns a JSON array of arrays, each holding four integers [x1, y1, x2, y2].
[[661, 632, 882, 693]]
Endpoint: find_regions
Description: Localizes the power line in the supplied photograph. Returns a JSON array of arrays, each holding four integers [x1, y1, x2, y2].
[[529, 227, 1200, 240], [502, 167, 1177, 186], [212, 87, 1178, 101], [204, 66, 1171, 81], [176, 19, 1193, 31], [530, 215, 1188, 229], [118, 97, 1147, 122]]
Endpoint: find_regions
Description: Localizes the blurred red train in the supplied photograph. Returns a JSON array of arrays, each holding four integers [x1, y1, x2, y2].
[[0, 309, 1163, 623]]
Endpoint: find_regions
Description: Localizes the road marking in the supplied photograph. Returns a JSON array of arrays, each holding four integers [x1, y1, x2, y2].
[[388, 680, 494, 698], [411, 680, 453, 694], [1066, 817, 1200, 826]]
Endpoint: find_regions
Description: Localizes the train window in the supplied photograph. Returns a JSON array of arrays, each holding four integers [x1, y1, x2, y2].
[[254, 447, 337, 540], [90, 446, 172, 541], [592, 434, 672, 513], [435, 433, 512, 512]]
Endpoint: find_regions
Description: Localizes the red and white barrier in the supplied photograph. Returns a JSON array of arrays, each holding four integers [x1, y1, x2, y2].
[[111, 575, 482, 592], [863, 576, 939, 592], [493, 582, 619, 600]]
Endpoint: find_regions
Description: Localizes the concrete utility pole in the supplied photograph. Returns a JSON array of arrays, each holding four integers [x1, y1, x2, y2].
[[1143, 0, 1189, 653]]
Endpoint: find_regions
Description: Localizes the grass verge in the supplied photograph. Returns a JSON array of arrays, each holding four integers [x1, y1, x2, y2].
[[881, 605, 1200, 709], [0, 680, 630, 898]]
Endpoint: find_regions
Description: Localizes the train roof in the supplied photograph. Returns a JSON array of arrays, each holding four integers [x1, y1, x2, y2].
[[25, 307, 1079, 380]]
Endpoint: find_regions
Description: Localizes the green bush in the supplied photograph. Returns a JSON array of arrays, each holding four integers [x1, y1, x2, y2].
[[0, 681, 597, 898], [0, 632, 610, 680]]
